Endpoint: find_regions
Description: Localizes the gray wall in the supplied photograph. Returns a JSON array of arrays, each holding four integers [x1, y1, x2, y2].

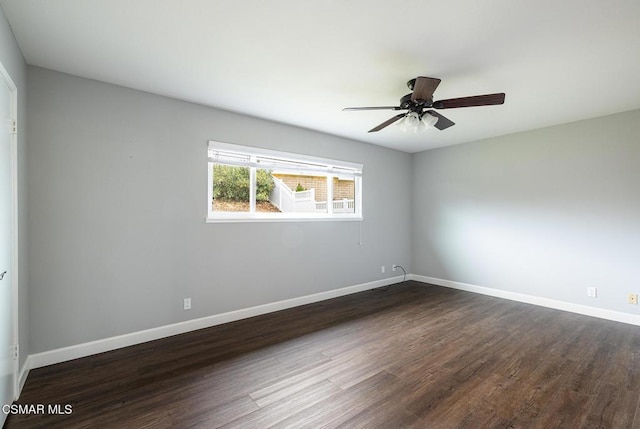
[[0, 5, 28, 370], [27, 66, 412, 353], [22, 55, 640, 355], [412, 109, 640, 315]]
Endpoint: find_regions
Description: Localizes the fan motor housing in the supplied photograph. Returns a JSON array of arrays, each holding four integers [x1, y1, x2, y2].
[[400, 93, 431, 111]]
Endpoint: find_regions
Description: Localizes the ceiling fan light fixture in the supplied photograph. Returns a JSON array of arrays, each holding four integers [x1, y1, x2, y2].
[[397, 112, 422, 133], [396, 111, 438, 133]]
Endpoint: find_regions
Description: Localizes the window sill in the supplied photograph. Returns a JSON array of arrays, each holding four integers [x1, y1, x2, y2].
[[206, 214, 363, 223]]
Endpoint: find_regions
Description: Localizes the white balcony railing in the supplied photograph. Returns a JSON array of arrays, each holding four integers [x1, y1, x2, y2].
[[270, 177, 355, 214]]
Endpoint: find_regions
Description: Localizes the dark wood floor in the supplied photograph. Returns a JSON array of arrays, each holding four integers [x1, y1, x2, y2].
[[5, 281, 640, 428]]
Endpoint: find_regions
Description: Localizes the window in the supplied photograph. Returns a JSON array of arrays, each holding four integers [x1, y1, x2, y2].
[[207, 141, 362, 222]]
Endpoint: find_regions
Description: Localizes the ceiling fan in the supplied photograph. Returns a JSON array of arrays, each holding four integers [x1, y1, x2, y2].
[[343, 76, 505, 133]]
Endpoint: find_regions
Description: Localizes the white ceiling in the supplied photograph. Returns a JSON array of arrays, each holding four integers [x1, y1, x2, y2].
[[2, 0, 640, 153]]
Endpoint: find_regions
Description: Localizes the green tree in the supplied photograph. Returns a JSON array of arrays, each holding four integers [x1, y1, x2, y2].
[[256, 169, 275, 201], [213, 165, 274, 201]]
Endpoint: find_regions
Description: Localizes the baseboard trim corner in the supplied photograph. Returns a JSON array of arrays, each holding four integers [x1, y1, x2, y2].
[[409, 274, 640, 327], [16, 355, 31, 399], [26, 275, 404, 372]]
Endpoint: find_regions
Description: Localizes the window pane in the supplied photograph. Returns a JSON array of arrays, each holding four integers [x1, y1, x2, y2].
[[270, 172, 328, 214], [255, 168, 281, 213], [212, 164, 250, 213], [333, 177, 355, 214], [208, 141, 363, 221]]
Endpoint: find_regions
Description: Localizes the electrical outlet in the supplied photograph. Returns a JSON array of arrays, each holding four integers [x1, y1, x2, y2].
[[628, 294, 638, 305], [381, 265, 385, 274], [392, 264, 397, 272], [587, 287, 597, 298], [184, 298, 192, 310]]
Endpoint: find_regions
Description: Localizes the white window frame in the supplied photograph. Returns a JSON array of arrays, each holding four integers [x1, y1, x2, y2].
[[207, 141, 363, 222]]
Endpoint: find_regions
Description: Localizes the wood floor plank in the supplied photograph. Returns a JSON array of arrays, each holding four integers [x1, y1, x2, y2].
[[402, 373, 487, 422], [221, 380, 342, 429], [248, 350, 376, 407], [168, 395, 258, 428], [528, 388, 592, 429], [269, 371, 404, 429], [583, 383, 640, 429], [6, 281, 640, 428]]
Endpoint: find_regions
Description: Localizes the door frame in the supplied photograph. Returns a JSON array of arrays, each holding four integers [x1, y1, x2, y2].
[[0, 59, 19, 401]]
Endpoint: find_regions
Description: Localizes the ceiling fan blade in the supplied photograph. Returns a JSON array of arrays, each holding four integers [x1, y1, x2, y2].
[[343, 106, 403, 111], [411, 77, 441, 103], [368, 114, 406, 133], [424, 110, 455, 130], [432, 93, 505, 109]]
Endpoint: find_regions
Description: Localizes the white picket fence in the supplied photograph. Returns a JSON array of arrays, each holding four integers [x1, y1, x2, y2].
[[270, 177, 355, 213], [315, 199, 355, 213]]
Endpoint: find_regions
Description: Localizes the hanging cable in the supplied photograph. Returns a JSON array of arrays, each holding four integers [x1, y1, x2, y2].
[[375, 264, 407, 291]]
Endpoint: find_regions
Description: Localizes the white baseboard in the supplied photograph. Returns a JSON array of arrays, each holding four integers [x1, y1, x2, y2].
[[24, 275, 404, 373], [21, 272, 638, 398], [409, 274, 640, 326], [17, 356, 31, 396]]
